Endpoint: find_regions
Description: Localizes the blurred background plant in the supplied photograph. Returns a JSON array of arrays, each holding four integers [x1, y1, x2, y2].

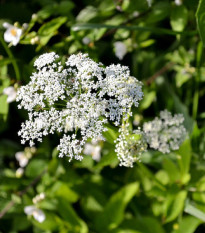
[[0, 0, 205, 232]]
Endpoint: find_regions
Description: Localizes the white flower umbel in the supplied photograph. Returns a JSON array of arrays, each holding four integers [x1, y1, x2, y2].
[[24, 205, 45, 223], [3, 22, 22, 46], [17, 52, 143, 166], [114, 41, 127, 60], [3, 86, 17, 103], [143, 110, 187, 153]]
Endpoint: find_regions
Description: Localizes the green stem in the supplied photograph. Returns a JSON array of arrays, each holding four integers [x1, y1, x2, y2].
[[72, 23, 197, 36], [193, 41, 203, 119], [0, 35, 20, 81]]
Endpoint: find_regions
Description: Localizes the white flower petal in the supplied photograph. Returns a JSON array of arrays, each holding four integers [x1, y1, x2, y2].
[[24, 205, 36, 215], [3, 22, 12, 29], [33, 209, 46, 223], [114, 41, 127, 60], [4, 30, 13, 43]]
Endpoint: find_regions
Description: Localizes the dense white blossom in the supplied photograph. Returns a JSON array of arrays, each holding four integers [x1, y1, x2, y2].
[[143, 110, 187, 153], [17, 52, 143, 165], [115, 122, 147, 167]]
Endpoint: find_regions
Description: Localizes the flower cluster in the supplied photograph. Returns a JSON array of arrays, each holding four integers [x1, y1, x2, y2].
[[17, 52, 143, 165], [143, 110, 187, 153], [115, 122, 147, 167]]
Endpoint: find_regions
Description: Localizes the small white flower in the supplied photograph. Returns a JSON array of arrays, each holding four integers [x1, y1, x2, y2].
[[175, 0, 182, 6], [15, 167, 24, 178], [146, 0, 152, 7], [24, 205, 45, 223], [31, 14, 38, 20], [82, 37, 91, 45], [30, 36, 39, 45], [84, 143, 101, 161], [3, 22, 22, 46], [3, 86, 17, 103], [15, 152, 28, 167], [32, 193, 45, 204], [114, 41, 127, 60]]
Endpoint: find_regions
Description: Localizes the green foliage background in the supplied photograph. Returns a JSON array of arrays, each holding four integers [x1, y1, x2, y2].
[[0, 0, 205, 232]]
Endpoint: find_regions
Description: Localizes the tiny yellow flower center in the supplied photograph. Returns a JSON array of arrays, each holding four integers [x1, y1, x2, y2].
[[10, 28, 17, 36]]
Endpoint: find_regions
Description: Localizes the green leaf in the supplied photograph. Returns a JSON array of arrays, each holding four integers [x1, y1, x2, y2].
[[25, 159, 47, 177], [163, 158, 180, 183], [0, 95, 8, 115], [172, 216, 202, 233], [140, 91, 156, 110], [196, 0, 205, 46], [170, 5, 188, 32], [76, 6, 98, 23], [120, 217, 165, 233], [146, 2, 170, 23], [165, 190, 187, 223], [51, 181, 79, 203], [103, 124, 119, 144], [177, 139, 191, 181], [185, 202, 205, 221], [57, 198, 88, 233], [31, 212, 59, 231], [38, 17, 67, 47], [95, 148, 118, 170], [95, 182, 139, 231]]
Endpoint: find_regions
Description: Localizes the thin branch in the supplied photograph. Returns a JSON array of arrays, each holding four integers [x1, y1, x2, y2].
[[146, 62, 175, 85], [0, 169, 47, 219]]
